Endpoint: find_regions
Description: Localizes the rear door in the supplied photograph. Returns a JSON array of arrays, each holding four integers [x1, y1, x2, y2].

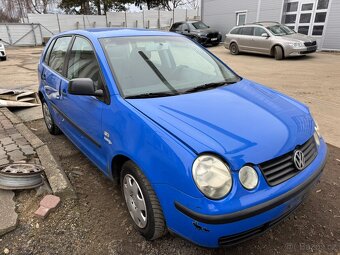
[[40, 36, 72, 125], [238, 26, 254, 52], [58, 36, 109, 171]]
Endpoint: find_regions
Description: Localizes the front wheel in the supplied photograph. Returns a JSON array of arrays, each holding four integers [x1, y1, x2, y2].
[[0, 56, 6, 61], [274, 46, 284, 60], [121, 161, 167, 240]]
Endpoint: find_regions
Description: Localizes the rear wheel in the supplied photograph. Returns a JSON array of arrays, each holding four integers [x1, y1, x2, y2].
[[42, 101, 61, 135], [0, 56, 6, 61], [121, 161, 167, 240], [274, 46, 284, 60], [230, 43, 239, 55]]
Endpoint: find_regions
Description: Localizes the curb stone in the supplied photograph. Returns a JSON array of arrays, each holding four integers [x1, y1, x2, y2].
[[0, 108, 76, 199]]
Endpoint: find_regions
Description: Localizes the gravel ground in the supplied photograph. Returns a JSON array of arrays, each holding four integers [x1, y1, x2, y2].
[[0, 119, 338, 255]]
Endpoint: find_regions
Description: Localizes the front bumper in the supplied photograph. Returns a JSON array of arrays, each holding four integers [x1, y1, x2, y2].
[[154, 139, 327, 248], [199, 34, 222, 45], [286, 45, 317, 56]]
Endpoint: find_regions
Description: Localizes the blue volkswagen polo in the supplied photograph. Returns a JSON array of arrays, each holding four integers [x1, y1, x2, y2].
[[38, 28, 327, 248]]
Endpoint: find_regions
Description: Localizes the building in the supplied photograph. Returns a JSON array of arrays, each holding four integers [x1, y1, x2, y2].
[[201, 0, 339, 50]]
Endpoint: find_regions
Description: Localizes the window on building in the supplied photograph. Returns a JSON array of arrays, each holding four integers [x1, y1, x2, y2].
[[312, 25, 324, 35], [314, 12, 327, 22], [317, 0, 329, 10], [301, 3, 313, 11], [286, 2, 298, 12], [298, 26, 309, 35], [285, 14, 297, 23], [300, 13, 312, 23], [236, 12, 247, 26]]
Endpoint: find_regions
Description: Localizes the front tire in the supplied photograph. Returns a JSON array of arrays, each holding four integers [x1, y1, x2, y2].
[[121, 161, 167, 240], [0, 56, 6, 61], [274, 46, 284, 60], [230, 42, 239, 55], [42, 101, 61, 135]]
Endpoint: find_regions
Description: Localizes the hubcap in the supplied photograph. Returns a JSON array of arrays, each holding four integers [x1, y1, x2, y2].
[[123, 174, 147, 228], [43, 103, 52, 130]]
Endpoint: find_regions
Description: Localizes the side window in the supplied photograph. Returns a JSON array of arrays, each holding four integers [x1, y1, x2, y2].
[[240, 27, 254, 35], [49, 37, 72, 74], [171, 23, 182, 31], [182, 24, 189, 32], [230, 28, 240, 34], [254, 27, 267, 36], [43, 39, 55, 64], [67, 37, 104, 91]]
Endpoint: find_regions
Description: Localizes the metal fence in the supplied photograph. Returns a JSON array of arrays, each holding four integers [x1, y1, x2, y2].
[[0, 9, 199, 46]]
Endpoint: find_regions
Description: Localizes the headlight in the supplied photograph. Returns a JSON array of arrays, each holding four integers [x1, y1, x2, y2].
[[239, 166, 258, 190], [289, 42, 304, 48], [192, 155, 232, 199]]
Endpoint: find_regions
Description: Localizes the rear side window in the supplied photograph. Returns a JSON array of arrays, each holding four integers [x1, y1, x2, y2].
[[230, 28, 240, 34], [49, 37, 72, 75], [67, 37, 104, 91], [240, 27, 254, 35]]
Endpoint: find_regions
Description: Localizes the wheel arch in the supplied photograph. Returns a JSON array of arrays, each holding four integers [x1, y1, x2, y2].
[[111, 154, 131, 184]]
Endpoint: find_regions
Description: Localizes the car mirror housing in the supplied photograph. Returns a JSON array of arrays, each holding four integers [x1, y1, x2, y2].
[[68, 78, 103, 97], [261, 33, 269, 38]]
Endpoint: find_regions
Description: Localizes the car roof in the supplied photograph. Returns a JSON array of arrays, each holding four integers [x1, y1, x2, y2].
[[57, 28, 178, 39]]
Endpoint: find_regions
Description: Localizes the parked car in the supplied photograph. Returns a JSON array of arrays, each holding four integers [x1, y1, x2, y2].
[[0, 40, 7, 61], [38, 28, 327, 248], [170, 21, 222, 46], [225, 22, 317, 60]]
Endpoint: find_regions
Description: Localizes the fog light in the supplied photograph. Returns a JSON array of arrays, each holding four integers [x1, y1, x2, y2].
[[239, 166, 258, 190]]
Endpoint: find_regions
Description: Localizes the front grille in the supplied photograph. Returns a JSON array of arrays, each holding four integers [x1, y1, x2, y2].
[[207, 32, 218, 38], [304, 41, 317, 47], [259, 136, 317, 186]]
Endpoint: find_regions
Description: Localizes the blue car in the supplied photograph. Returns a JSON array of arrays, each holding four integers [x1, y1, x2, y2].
[[38, 28, 327, 248]]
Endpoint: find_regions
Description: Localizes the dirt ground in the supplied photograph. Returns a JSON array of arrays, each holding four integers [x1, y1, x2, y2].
[[0, 119, 338, 255]]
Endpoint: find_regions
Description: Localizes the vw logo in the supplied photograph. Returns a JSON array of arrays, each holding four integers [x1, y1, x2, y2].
[[294, 150, 305, 170]]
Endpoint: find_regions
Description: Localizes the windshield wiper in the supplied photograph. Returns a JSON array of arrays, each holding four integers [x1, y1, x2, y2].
[[181, 81, 237, 94], [125, 91, 177, 99]]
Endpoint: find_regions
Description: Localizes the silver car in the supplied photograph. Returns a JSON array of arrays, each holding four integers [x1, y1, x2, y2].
[[225, 22, 317, 60]]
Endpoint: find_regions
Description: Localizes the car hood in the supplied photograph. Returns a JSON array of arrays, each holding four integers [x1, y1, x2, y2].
[[127, 79, 314, 170], [281, 33, 315, 42]]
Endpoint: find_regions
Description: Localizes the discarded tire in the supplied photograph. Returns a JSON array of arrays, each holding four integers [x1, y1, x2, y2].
[[0, 163, 44, 190]]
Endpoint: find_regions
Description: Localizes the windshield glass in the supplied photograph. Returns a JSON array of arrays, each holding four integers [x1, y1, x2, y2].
[[100, 36, 240, 98], [267, 24, 295, 36], [191, 21, 209, 29]]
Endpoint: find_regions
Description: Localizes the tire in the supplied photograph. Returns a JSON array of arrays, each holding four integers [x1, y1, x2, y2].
[[42, 101, 61, 135], [230, 42, 239, 55], [121, 161, 167, 240], [274, 46, 284, 60], [0, 56, 6, 61]]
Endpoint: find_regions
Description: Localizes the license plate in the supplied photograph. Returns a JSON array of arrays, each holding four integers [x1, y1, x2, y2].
[[211, 38, 218, 41]]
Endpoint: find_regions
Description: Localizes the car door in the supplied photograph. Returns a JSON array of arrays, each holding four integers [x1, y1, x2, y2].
[[41, 36, 72, 126], [251, 27, 272, 54], [58, 36, 109, 171], [238, 26, 254, 52]]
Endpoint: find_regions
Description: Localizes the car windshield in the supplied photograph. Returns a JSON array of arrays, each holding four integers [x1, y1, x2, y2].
[[191, 21, 209, 29], [266, 24, 295, 36], [100, 36, 240, 98]]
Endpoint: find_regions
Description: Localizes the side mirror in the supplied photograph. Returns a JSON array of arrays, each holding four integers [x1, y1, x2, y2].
[[261, 33, 269, 38], [184, 28, 190, 32], [68, 78, 103, 97]]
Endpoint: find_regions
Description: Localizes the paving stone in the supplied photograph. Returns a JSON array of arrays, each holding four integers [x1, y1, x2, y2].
[[4, 144, 19, 152], [0, 190, 18, 236], [0, 158, 9, 165], [0, 154, 7, 160], [34, 195, 61, 219], [7, 150, 26, 162], [14, 137, 29, 146], [10, 133, 22, 140], [0, 137, 14, 146], [20, 145, 36, 156], [5, 128, 18, 135]]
